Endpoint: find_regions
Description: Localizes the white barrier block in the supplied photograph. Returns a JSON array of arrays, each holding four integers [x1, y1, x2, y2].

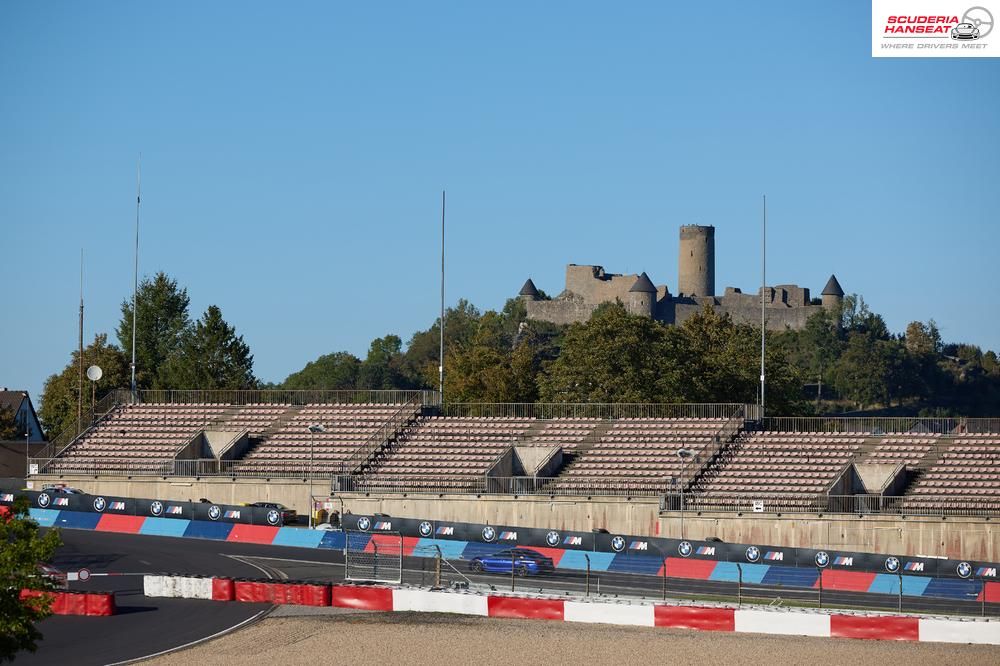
[[143, 575, 165, 597], [177, 576, 213, 600], [564, 601, 654, 627], [161, 575, 178, 597], [735, 609, 830, 637], [392, 589, 488, 616], [920, 619, 1000, 645]]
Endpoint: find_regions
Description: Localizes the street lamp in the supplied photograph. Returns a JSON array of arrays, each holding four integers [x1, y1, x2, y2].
[[306, 424, 326, 528], [675, 448, 694, 540]]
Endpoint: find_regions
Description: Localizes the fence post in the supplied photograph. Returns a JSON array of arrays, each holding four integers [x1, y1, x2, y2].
[[373, 541, 379, 583], [981, 577, 986, 618], [897, 570, 903, 613], [511, 551, 516, 593], [662, 557, 667, 601], [435, 545, 442, 589], [736, 563, 743, 608], [585, 554, 591, 598], [817, 567, 823, 609]]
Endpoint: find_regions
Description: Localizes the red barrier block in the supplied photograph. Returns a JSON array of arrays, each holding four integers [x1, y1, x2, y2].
[[300, 583, 331, 607], [234, 580, 269, 603], [61, 592, 88, 615], [95, 514, 145, 534], [654, 605, 735, 632], [212, 578, 235, 601], [830, 614, 919, 641], [487, 596, 564, 620], [227, 524, 280, 545], [330, 585, 393, 611], [85, 593, 116, 616]]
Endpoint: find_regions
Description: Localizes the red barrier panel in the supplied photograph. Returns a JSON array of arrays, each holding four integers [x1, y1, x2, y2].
[[819, 570, 877, 593], [85, 593, 116, 616], [95, 514, 145, 534], [661, 558, 718, 580], [830, 614, 919, 641], [21, 590, 114, 616], [234, 580, 270, 603], [487, 596, 564, 620], [654, 605, 735, 631], [300, 583, 332, 607], [227, 524, 280, 545], [212, 578, 235, 601], [330, 585, 393, 611], [980, 581, 1000, 603]]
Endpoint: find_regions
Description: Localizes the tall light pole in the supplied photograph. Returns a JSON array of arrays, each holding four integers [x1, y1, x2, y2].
[[130, 156, 141, 400], [676, 448, 694, 539], [439, 190, 445, 405], [760, 194, 766, 421], [307, 424, 326, 528]]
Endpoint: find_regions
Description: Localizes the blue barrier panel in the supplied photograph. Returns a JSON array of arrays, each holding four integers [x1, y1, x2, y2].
[[608, 553, 663, 575], [140, 517, 191, 537], [416, 538, 468, 560], [345, 531, 371, 551], [922, 577, 981, 600], [28, 508, 60, 527], [867, 573, 931, 596], [558, 550, 616, 572], [760, 566, 819, 588], [318, 530, 346, 550], [53, 511, 102, 530], [183, 520, 234, 541], [461, 542, 510, 560], [272, 527, 326, 549], [711, 562, 769, 585]]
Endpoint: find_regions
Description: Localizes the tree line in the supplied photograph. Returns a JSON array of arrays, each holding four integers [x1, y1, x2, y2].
[[37, 272, 1000, 437]]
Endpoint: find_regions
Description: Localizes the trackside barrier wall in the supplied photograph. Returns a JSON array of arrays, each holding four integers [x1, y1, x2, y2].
[[140, 575, 1000, 645], [19, 589, 116, 616]]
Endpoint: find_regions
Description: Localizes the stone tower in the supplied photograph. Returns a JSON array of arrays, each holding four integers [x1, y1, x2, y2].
[[678, 225, 715, 297], [628, 272, 656, 317], [519, 278, 540, 302], [821, 274, 844, 312]]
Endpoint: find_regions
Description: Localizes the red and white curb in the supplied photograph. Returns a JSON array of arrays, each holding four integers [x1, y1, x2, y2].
[[143, 575, 999, 645]]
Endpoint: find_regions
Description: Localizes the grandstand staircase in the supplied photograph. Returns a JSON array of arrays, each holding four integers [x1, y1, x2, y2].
[[687, 431, 747, 494], [237, 405, 304, 459], [550, 421, 613, 476]]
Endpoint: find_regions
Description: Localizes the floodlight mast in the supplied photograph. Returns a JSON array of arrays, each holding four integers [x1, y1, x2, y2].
[[760, 194, 766, 421], [130, 155, 141, 400], [439, 190, 445, 404]]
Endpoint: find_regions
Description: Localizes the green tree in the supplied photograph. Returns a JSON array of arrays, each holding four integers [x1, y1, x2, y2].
[[116, 272, 191, 389], [0, 406, 18, 440], [400, 299, 483, 388], [1, 496, 62, 661], [37, 334, 129, 437], [282, 352, 361, 390], [358, 335, 407, 389], [159, 306, 256, 390]]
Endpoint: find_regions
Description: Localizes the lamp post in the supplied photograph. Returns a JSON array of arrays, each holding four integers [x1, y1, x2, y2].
[[306, 424, 326, 528], [675, 448, 694, 540]]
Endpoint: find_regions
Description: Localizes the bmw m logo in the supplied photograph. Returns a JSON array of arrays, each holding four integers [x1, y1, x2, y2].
[[611, 536, 626, 552], [93, 497, 106, 512], [357, 517, 371, 531], [482, 526, 496, 542], [746, 546, 761, 563], [150, 501, 163, 516], [815, 551, 830, 568], [957, 562, 973, 579], [266, 509, 280, 526], [208, 505, 222, 521], [419, 521, 433, 537], [678, 541, 693, 557], [885, 557, 900, 573], [37, 493, 51, 508], [546, 531, 560, 547]]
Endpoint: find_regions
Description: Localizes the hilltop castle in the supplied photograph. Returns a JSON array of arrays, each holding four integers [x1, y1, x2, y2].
[[518, 225, 844, 331]]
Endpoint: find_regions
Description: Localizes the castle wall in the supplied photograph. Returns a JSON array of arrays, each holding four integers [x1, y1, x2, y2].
[[525, 298, 600, 327], [672, 302, 821, 331], [564, 265, 639, 305]]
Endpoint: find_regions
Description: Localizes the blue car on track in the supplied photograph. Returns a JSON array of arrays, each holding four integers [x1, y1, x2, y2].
[[469, 548, 555, 576]]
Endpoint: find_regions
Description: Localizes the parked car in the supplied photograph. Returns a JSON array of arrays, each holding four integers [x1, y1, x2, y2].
[[469, 548, 554, 576], [41, 485, 85, 494], [248, 501, 297, 524]]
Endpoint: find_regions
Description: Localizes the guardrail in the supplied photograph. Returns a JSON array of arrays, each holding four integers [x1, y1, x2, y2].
[[669, 493, 1000, 518], [442, 403, 746, 420], [761, 416, 1000, 434], [333, 474, 667, 497], [114, 388, 437, 406]]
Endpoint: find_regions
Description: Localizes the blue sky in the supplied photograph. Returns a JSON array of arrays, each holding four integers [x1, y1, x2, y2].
[[2, 2, 999, 401]]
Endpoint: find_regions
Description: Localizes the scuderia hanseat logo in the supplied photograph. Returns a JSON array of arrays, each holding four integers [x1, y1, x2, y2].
[[873, 2, 996, 57]]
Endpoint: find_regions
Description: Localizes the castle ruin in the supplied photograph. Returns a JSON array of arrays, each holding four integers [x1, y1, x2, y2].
[[518, 224, 844, 331]]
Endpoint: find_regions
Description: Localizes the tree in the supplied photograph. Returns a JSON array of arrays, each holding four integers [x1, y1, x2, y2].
[[0, 495, 62, 661], [37, 334, 129, 437], [282, 352, 361, 390], [0, 406, 18, 441], [399, 299, 483, 388], [358, 335, 407, 390], [159, 306, 256, 390], [116, 272, 191, 389]]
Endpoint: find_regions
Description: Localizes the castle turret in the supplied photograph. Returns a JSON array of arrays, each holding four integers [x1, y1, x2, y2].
[[678, 225, 715, 297], [821, 274, 844, 312], [519, 278, 540, 302], [628, 272, 656, 317]]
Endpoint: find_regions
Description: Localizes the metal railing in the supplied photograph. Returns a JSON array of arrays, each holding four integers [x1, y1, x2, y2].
[[339, 397, 422, 475], [34, 392, 121, 462], [761, 417, 1000, 434], [671, 493, 1000, 517], [333, 474, 667, 497], [442, 403, 746, 420], [115, 388, 437, 406]]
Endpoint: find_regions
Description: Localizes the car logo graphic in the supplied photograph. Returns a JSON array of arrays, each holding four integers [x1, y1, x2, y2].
[[419, 521, 433, 537], [357, 517, 371, 531], [611, 536, 626, 552], [150, 501, 163, 516], [482, 526, 496, 542], [208, 505, 221, 521], [815, 551, 830, 568], [957, 562, 973, 579], [37, 493, 51, 508], [746, 546, 761, 563], [93, 497, 106, 512], [885, 557, 900, 573], [546, 531, 560, 547], [678, 541, 693, 557], [266, 509, 280, 526]]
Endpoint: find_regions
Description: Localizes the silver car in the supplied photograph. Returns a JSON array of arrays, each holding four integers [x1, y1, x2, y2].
[[951, 23, 980, 39]]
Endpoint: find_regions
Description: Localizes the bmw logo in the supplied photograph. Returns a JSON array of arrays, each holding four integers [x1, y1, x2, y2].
[[419, 521, 433, 537], [611, 536, 626, 552], [150, 500, 163, 516], [93, 497, 106, 512], [957, 562, 973, 579], [37, 493, 51, 508], [546, 531, 560, 547], [815, 551, 830, 568], [266, 509, 280, 526], [678, 541, 693, 557], [482, 526, 496, 542], [357, 516, 371, 531], [208, 505, 221, 521], [746, 546, 761, 563], [885, 557, 900, 573]]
